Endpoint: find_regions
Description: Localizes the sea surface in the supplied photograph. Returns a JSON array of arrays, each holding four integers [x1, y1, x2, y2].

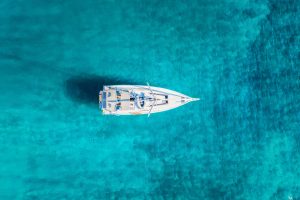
[[0, 0, 299, 199]]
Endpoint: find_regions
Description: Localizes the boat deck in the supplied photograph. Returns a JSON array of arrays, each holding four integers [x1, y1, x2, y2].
[[99, 85, 199, 115]]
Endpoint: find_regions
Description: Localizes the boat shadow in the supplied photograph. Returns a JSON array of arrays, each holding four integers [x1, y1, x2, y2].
[[64, 74, 139, 106]]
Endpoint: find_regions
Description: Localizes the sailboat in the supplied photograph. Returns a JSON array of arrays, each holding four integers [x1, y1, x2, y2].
[[99, 84, 199, 116]]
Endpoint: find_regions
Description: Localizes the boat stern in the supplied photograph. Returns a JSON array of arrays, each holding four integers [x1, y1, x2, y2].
[[99, 90, 107, 113]]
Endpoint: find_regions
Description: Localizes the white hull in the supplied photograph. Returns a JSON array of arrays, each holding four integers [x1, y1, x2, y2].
[[99, 85, 199, 116]]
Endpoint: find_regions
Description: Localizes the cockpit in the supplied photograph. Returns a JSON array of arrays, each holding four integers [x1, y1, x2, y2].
[[101, 88, 149, 112]]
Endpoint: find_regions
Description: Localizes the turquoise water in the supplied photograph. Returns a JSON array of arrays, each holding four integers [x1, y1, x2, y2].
[[0, 0, 299, 199]]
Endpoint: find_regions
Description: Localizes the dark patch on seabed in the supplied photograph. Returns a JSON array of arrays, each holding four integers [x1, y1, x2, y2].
[[64, 75, 139, 105]]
